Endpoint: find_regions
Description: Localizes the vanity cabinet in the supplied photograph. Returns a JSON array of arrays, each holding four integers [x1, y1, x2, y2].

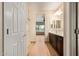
[[49, 33, 63, 56]]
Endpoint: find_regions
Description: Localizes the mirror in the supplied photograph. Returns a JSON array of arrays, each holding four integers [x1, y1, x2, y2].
[[56, 20, 61, 28]]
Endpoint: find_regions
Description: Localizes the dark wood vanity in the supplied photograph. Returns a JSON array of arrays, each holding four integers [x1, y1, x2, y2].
[[49, 33, 63, 56]]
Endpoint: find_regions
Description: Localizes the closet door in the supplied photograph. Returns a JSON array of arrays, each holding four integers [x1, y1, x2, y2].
[[4, 2, 27, 56]]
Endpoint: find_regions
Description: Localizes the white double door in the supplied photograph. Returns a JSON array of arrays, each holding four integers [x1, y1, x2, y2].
[[4, 2, 27, 56]]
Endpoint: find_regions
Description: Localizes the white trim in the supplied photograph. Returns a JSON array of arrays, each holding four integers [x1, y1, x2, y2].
[[64, 2, 70, 56], [64, 2, 76, 56]]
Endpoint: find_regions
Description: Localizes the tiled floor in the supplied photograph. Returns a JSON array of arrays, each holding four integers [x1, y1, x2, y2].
[[28, 35, 58, 56]]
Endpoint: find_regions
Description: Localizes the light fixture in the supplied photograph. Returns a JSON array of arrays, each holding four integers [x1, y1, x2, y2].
[[54, 9, 63, 16]]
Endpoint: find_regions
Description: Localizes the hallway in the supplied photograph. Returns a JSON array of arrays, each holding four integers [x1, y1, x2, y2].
[[28, 35, 58, 56]]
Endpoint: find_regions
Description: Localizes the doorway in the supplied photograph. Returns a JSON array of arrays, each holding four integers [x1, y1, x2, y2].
[[36, 15, 45, 35], [27, 2, 64, 56]]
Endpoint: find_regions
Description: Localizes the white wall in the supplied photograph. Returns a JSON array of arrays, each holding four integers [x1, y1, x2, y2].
[[0, 2, 2, 56], [44, 11, 53, 41], [27, 5, 37, 42]]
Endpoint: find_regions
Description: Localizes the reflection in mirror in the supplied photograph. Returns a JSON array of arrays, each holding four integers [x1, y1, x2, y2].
[[56, 20, 61, 28]]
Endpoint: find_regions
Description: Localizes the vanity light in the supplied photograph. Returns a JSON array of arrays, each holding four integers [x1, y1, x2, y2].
[[54, 9, 63, 16]]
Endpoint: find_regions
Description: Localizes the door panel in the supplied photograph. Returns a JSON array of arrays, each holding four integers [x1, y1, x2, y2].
[[4, 3, 15, 55], [17, 3, 26, 56], [4, 2, 27, 56]]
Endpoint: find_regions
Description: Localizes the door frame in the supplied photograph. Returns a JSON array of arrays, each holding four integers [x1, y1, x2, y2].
[[64, 2, 77, 56], [2, 2, 4, 56]]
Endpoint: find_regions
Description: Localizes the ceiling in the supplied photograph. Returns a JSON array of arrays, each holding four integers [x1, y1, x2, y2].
[[28, 2, 63, 11]]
